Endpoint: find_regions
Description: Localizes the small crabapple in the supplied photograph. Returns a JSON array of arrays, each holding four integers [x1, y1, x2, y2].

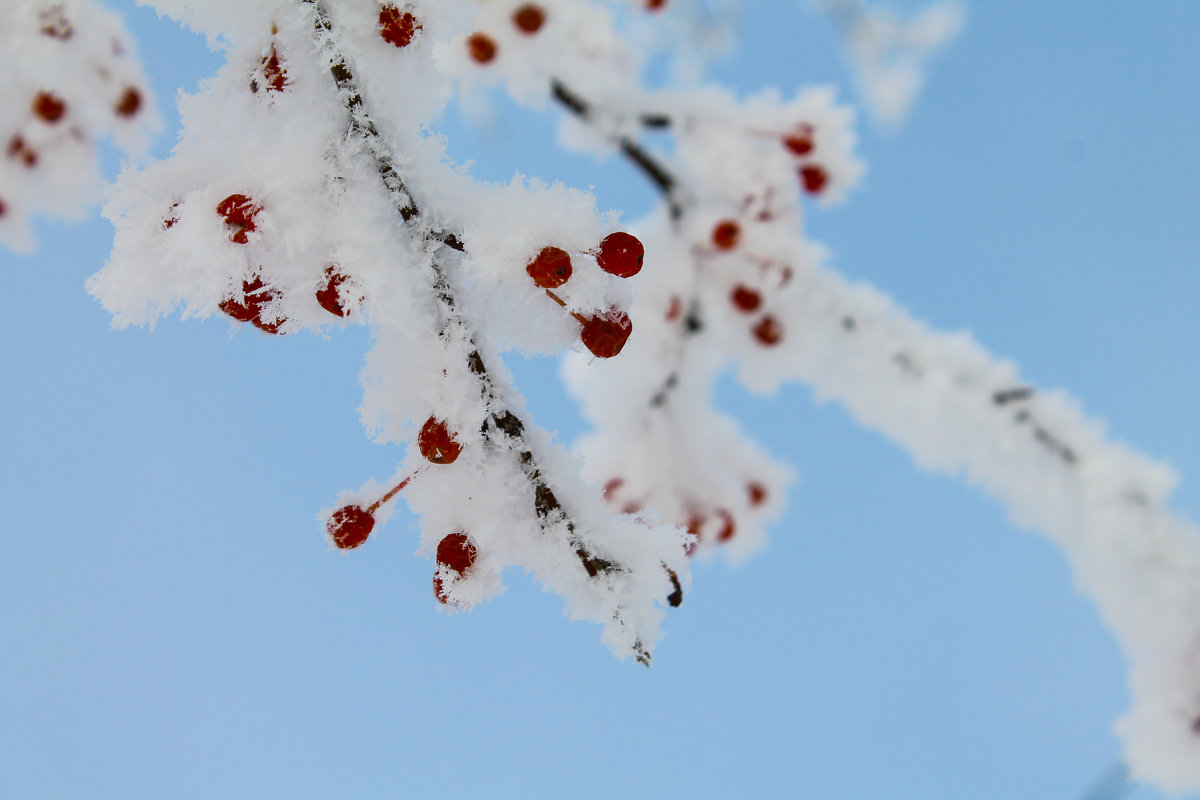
[[752, 315, 783, 347], [715, 508, 736, 542], [467, 33, 497, 64], [32, 92, 66, 123], [114, 87, 141, 117], [316, 266, 356, 317], [783, 124, 814, 156], [596, 232, 644, 278], [580, 308, 633, 358], [216, 193, 259, 244], [219, 275, 285, 334], [260, 45, 287, 92], [327, 504, 375, 549], [711, 220, 740, 251], [730, 284, 761, 313], [645, 0, 667, 10], [513, 4, 546, 34], [526, 246, 572, 289], [434, 531, 478, 604], [800, 165, 828, 195], [379, 5, 421, 48], [418, 417, 462, 464], [747, 482, 768, 507]]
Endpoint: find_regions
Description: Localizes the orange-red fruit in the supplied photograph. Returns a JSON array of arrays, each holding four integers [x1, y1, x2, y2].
[[467, 33, 497, 64], [783, 124, 814, 156], [115, 87, 141, 117], [219, 275, 284, 334], [711, 219, 740, 250], [513, 4, 545, 34], [327, 504, 375, 550], [715, 508, 736, 542], [316, 266, 352, 317], [596, 231, 644, 278], [418, 417, 462, 464], [216, 193, 259, 244], [800, 164, 828, 195], [32, 92, 66, 123], [437, 532, 477, 574], [580, 308, 633, 358], [730, 284, 761, 313], [747, 482, 767, 507], [526, 246, 572, 288], [379, 5, 421, 48], [752, 315, 783, 346]]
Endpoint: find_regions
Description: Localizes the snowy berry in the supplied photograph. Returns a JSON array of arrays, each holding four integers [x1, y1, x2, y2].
[[715, 508, 736, 542], [783, 124, 814, 156], [114, 87, 141, 117], [437, 532, 478, 575], [316, 266, 355, 317], [468, 33, 497, 64], [216, 193, 259, 244], [712, 220, 740, 251], [379, 5, 421, 48], [730, 285, 761, 313], [526, 246, 573, 289], [327, 504, 375, 549], [747, 482, 767, 507], [260, 44, 287, 93], [752, 315, 783, 346], [7, 136, 38, 168], [580, 308, 633, 358], [596, 232, 644, 278], [32, 92, 66, 123], [218, 275, 284, 334], [800, 165, 828, 195], [513, 4, 546, 34], [419, 417, 462, 464]]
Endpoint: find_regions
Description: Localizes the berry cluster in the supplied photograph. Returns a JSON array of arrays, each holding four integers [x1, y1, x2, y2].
[[780, 122, 828, 196]]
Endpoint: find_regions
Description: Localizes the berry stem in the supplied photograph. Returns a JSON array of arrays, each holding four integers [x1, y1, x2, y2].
[[543, 288, 588, 325], [367, 468, 423, 514]]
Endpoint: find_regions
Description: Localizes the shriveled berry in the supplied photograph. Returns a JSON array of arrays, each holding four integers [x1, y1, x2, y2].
[[752, 315, 783, 346], [526, 246, 572, 288], [783, 123, 814, 156], [216, 193, 259, 244], [715, 508, 736, 542], [467, 33, 497, 64], [513, 4, 545, 34], [711, 219, 740, 250], [436, 532, 477, 574], [419, 417, 462, 464], [32, 92, 66, 123], [316, 266, 354, 317], [580, 308, 632, 358], [800, 164, 828, 195], [730, 284, 761, 313], [747, 482, 768, 507], [379, 5, 421, 48], [596, 231, 644, 278], [327, 504, 375, 549], [115, 87, 141, 117]]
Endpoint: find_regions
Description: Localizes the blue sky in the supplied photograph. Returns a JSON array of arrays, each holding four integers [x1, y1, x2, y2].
[[2, 1, 1200, 798]]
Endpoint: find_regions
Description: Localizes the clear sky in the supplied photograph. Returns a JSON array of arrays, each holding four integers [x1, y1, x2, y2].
[[2, 1, 1200, 798]]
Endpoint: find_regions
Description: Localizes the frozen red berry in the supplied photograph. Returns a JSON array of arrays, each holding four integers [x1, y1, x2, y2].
[[216, 193, 260, 244], [752, 315, 783, 346], [467, 33, 497, 64], [218, 275, 284, 334], [747, 482, 767, 507], [316, 266, 356, 317], [114, 87, 141, 118], [513, 4, 545, 34], [783, 124, 814, 156], [32, 92, 66, 123], [715, 508, 736, 542], [327, 504, 375, 549], [730, 284, 761, 313], [580, 308, 633, 358], [379, 5, 421, 48], [526, 246, 572, 289], [437, 532, 477, 575], [596, 231, 644, 278], [646, 0, 667, 10], [800, 164, 828, 195], [419, 417, 462, 464], [602, 477, 623, 502], [260, 44, 287, 92], [711, 219, 740, 251], [7, 136, 37, 168]]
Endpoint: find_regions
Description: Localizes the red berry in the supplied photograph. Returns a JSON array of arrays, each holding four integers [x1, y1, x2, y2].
[[467, 33, 497, 64], [379, 5, 421, 48], [7, 136, 37, 168], [602, 477, 623, 501], [526, 246, 572, 289], [800, 164, 828, 195], [327, 504, 375, 549], [711, 219, 740, 250], [580, 308, 633, 358], [646, 0, 667, 10], [752, 315, 783, 346], [216, 193, 259, 244], [219, 275, 285, 334], [260, 44, 287, 92], [596, 231, 644, 278], [747, 482, 767, 507], [513, 4, 545, 34], [32, 92, 66, 123], [715, 508, 735, 542], [684, 512, 705, 556], [419, 417, 462, 464], [436, 532, 477, 574], [783, 124, 814, 156], [730, 284, 761, 313], [316, 266, 355, 317], [114, 87, 141, 118]]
